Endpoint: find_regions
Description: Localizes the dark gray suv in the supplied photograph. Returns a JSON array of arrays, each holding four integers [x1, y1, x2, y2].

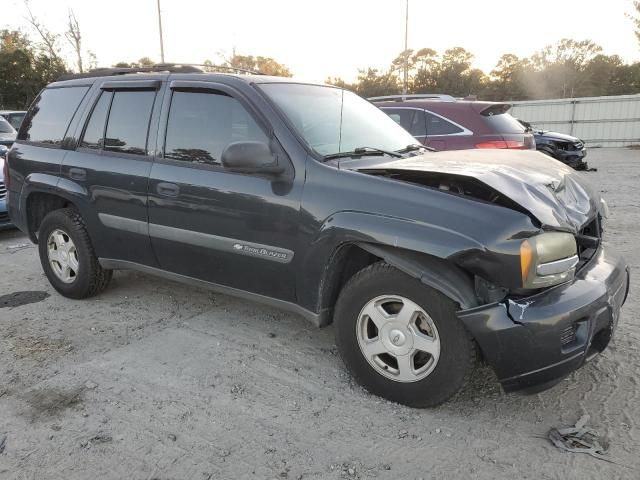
[[5, 66, 629, 407]]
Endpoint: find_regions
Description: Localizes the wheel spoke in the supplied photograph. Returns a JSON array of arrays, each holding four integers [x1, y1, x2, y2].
[[395, 354, 415, 381], [395, 298, 421, 327], [48, 249, 60, 263], [361, 302, 388, 329], [54, 232, 66, 248], [68, 249, 79, 272], [360, 338, 388, 358], [412, 332, 440, 357]]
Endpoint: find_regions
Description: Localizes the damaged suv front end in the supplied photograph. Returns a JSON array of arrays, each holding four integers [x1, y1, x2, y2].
[[340, 149, 630, 393]]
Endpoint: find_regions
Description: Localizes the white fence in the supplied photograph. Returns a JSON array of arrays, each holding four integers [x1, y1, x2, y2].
[[509, 94, 640, 147]]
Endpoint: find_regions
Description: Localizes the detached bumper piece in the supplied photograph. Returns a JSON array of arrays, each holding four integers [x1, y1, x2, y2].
[[458, 244, 629, 393]]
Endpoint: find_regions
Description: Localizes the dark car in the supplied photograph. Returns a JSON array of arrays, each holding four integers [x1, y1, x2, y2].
[[518, 119, 589, 170], [5, 66, 629, 407], [0, 110, 27, 131], [0, 116, 17, 147], [372, 94, 535, 151]]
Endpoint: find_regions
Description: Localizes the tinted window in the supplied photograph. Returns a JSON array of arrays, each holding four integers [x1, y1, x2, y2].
[[383, 109, 426, 136], [425, 112, 464, 135], [7, 113, 25, 129], [80, 91, 112, 149], [0, 117, 15, 134], [19, 86, 89, 144], [483, 112, 526, 134], [164, 91, 268, 166], [104, 90, 156, 155]]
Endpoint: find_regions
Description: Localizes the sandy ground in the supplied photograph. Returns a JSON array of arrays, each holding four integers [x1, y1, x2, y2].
[[0, 148, 638, 480]]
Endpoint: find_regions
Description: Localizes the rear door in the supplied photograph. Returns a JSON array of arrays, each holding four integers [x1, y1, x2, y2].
[[61, 80, 163, 266], [146, 80, 301, 302]]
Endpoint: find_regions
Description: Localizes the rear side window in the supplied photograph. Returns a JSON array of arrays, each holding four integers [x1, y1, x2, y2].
[[80, 91, 112, 149], [104, 90, 156, 155], [164, 91, 268, 166], [483, 112, 526, 134], [19, 86, 89, 144], [383, 108, 426, 136], [425, 112, 463, 135]]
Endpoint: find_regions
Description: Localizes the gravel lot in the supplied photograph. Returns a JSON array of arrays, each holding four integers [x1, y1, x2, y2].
[[0, 148, 638, 480]]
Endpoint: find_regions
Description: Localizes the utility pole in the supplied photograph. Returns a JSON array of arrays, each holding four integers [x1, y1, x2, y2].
[[403, 0, 409, 96], [157, 0, 165, 63]]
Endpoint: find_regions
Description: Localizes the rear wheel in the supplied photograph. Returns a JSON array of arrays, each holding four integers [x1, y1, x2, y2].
[[38, 208, 112, 299], [334, 262, 475, 407]]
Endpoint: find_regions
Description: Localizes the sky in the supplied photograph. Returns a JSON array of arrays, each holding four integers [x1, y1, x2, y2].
[[2, 0, 639, 81]]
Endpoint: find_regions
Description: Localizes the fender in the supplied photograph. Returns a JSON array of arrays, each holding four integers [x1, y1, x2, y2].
[[19, 173, 89, 241], [356, 242, 479, 310], [296, 210, 485, 316]]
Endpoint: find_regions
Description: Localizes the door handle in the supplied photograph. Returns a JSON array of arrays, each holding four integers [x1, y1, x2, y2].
[[157, 182, 179, 197], [68, 167, 86, 181]]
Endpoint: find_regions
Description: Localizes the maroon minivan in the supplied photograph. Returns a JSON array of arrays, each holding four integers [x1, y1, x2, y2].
[[371, 95, 535, 151]]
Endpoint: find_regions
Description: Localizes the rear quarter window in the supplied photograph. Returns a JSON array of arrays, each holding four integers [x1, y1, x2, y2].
[[19, 86, 89, 145]]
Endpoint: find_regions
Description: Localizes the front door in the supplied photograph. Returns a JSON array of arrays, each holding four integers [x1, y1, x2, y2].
[[147, 81, 302, 302]]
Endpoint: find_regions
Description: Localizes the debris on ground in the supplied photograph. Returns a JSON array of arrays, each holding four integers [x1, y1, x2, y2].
[[0, 434, 7, 454], [80, 432, 113, 448], [548, 415, 610, 461]]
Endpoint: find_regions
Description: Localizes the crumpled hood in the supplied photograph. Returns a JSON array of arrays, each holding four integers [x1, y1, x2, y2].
[[341, 149, 603, 234], [534, 130, 580, 143]]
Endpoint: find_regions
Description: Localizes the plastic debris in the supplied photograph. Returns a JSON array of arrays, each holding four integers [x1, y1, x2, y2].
[[548, 414, 611, 462]]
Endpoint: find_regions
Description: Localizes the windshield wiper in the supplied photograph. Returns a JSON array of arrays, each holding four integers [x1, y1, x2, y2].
[[396, 143, 436, 154], [322, 146, 404, 161]]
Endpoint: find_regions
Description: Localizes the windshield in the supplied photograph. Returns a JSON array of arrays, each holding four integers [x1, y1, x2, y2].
[[259, 83, 416, 156], [0, 117, 16, 134]]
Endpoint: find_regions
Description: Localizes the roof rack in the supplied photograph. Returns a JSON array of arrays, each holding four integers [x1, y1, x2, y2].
[[57, 63, 264, 81], [368, 94, 457, 102]]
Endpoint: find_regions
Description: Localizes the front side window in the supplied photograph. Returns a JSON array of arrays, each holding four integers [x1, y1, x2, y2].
[[425, 112, 464, 136], [259, 83, 416, 157], [104, 90, 156, 155], [19, 86, 89, 144], [164, 90, 268, 166]]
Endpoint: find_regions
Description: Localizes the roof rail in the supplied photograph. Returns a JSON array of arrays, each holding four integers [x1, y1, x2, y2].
[[368, 94, 457, 102], [57, 63, 264, 81]]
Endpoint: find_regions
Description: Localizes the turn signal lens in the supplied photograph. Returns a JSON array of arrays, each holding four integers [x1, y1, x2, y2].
[[520, 239, 534, 284]]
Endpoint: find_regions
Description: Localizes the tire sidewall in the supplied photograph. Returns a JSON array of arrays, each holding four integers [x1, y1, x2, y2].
[[38, 210, 93, 298], [334, 265, 473, 407]]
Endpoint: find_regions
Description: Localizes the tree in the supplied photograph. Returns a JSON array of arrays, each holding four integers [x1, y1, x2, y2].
[[24, 0, 61, 61], [65, 10, 83, 73], [224, 54, 292, 76], [628, 1, 640, 46], [351, 68, 400, 98]]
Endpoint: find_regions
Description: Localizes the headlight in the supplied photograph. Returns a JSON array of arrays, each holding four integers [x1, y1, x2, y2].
[[520, 232, 578, 289]]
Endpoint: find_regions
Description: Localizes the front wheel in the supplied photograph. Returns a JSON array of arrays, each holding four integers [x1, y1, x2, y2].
[[334, 262, 476, 407]]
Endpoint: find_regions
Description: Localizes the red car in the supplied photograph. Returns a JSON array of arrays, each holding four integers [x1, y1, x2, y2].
[[371, 95, 535, 151]]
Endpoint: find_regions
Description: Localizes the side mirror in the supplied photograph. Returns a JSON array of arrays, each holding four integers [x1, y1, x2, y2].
[[221, 141, 284, 175], [0, 145, 8, 157]]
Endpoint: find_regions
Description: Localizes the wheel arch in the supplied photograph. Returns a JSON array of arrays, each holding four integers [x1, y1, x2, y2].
[[316, 241, 479, 327]]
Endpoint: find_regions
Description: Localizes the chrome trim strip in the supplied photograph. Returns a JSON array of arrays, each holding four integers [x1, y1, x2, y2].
[[98, 258, 320, 325], [98, 213, 294, 264], [537, 255, 579, 276]]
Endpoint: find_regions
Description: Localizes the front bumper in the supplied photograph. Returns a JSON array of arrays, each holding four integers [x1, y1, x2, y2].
[[459, 244, 629, 393], [557, 148, 588, 170]]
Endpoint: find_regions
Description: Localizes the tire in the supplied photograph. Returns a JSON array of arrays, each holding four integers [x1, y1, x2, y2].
[[38, 208, 112, 299], [334, 262, 475, 408]]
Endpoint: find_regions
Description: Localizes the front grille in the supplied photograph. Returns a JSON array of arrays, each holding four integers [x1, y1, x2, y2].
[[0, 181, 6, 200]]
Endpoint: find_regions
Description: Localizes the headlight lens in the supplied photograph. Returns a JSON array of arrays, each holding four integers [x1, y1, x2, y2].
[[520, 232, 578, 289]]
